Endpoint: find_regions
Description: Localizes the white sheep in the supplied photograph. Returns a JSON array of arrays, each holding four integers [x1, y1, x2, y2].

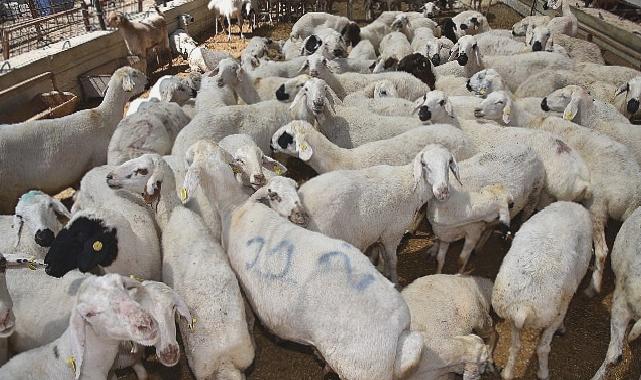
[[0, 274, 159, 379], [492, 201, 592, 380], [106, 154, 255, 379], [452, 10, 490, 37], [0, 190, 70, 256], [241, 36, 273, 67], [403, 274, 495, 380], [514, 69, 618, 104], [246, 55, 308, 78], [615, 76, 641, 120], [194, 73, 238, 113], [542, 85, 641, 165], [208, 0, 246, 40], [373, 31, 413, 73], [127, 77, 194, 117], [109, 101, 191, 165], [473, 31, 528, 56], [428, 183, 513, 274], [591, 206, 641, 380], [298, 144, 461, 283], [421, 2, 440, 18], [181, 141, 424, 380], [342, 84, 417, 116], [410, 26, 435, 52], [475, 91, 641, 294], [512, 15, 551, 36], [290, 12, 353, 40], [0, 67, 146, 214], [348, 40, 377, 60], [417, 90, 591, 207], [358, 18, 392, 54], [169, 13, 195, 55], [526, 25, 604, 64], [187, 46, 234, 73], [544, 0, 578, 37], [271, 120, 474, 173], [219, 133, 287, 188]]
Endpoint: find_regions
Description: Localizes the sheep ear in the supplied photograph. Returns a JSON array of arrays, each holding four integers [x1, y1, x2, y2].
[[172, 292, 192, 322], [51, 198, 72, 220], [325, 85, 339, 114], [146, 164, 163, 197], [289, 88, 306, 112], [181, 162, 202, 204], [563, 95, 580, 121], [615, 82, 629, 98], [297, 60, 309, 74], [296, 138, 313, 161], [502, 102, 512, 124], [449, 156, 462, 186], [445, 99, 454, 118], [122, 75, 135, 92], [69, 305, 87, 379], [412, 153, 426, 191], [262, 156, 287, 176]]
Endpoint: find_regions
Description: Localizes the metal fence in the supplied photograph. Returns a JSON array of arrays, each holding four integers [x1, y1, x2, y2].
[[0, 0, 143, 59]]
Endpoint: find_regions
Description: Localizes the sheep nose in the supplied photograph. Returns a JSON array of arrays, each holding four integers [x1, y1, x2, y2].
[[628, 98, 640, 114], [456, 54, 468, 66], [418, 106, 432, 122], [543, 1, 549, 9], [431, 54, 440, 66], [532, 41, 542, 51], [512, 29, 517, 35], [434, 185, 449, 201], [310, 70, 319, 77], [252, 174, 266, 186], [466, 79, 472, 92], [106, 174, 113, 180], [541, 98, 549, 111], [289, 206, 308, 226], [35, 228, 55, 247], [473, 108, 484, 118], [158, 344, 180, 366], [275, 84, 289, 101]]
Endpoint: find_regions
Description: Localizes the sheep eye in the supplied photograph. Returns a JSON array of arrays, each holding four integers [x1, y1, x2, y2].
[[135, 168, 148, 175], [497, 101, 504, 105], [439, 99, 445, 106]]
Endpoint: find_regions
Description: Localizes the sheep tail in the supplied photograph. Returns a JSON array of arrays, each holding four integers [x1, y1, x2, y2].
[[394, 330, 423, 378], [513, 305, 529, 330], [628, 320, 641, 342]]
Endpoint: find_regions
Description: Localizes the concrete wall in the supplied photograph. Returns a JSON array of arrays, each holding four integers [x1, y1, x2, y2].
[[0, 0, 216, 113]]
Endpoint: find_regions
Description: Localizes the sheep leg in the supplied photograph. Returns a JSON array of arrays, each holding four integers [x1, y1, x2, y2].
[[238, 13, 244, 40], [382, 236, 402, 284], [458, 228, 482, 273], [427, 240, 439, 258], [132, 363, 148, 380], [226, 14, 232, 41], [436, 241, 450, 274], [586, 211, 608, 296], [502, 323, 521, 380], [536, 312, 565, 380], [591, 288, 631, 380]]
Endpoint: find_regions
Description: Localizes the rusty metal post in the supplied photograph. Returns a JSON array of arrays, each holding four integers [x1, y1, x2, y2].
[[1, 29, 10, 60], [26, 0, 45, 41], [81, 0, 91, 31], [94, 0, 106, 30]]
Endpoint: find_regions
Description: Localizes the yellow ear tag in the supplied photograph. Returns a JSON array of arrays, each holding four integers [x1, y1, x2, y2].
[[563, 109, 573, 120], [274, 166, 284, 175], [231, 165, 242, 174], [180, 187, 188, 202], [300, 143, 309, 151], [92, 241, 103, 252], [129, 274, 144, 282], [479, 88, 487, 96], [189, 317, 197, 331], [66, 356, 77, 373], [28, 257, 36, 271]]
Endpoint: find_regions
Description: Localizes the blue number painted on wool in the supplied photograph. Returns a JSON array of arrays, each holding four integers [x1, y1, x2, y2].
[[317, 251, 375, 291], [246, 237, 295, 280]]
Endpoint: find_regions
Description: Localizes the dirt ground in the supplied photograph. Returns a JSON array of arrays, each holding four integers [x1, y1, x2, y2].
[[111, 3, 641, 380]]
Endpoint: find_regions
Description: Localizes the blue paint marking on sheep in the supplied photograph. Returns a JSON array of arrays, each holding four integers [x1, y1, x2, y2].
[[246, 237, 295, 281], [317, 251, 375, 291]]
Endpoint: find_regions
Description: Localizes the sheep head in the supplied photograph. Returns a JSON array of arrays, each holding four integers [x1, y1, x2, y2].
[[12, 190, 70, 249], [271, 121, 315, 161], [182, 141, 237, 205], [449, 35, 480, 67], [412, 144, 460, 200], [615, 77, 641, 116], [414, 90, 454, 123], [106, 154, 167, 206], [474, 91, 513, 124], [275, 74, 310, 102], [467, 69, 503, 97], [526, 26, 551, 52], [541, 85, 589, 121], [220, 135, 287, 189], [290, 78, 339, 122], [398, 53, 436, 89], [250, 176, 308, 226]]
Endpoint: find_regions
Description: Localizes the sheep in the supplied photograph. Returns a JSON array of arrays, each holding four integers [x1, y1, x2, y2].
[[246, 55, 308, 79], [342, 81, 418, 116], [290, 12, 358, 43], [390, 14, 415, 40], [289, 78, 431, 148], [492, 201, 592, 380], [106, 154, 256, 379], [0, 67, 146, 214], [169, 13, 195, 55], [403, 275, 495, 380], [541, 85, 641, 165], [252, 176, 309, 226], [574, 62, 641, 87], [373, 31, 413, 73], [107, 7, 171, 67], [526, 25, 604, 64], [272, 74, 312, 102], [241, 36, 273, 67], [434, 35, 484, 78], [270, 120, 474, 174], [475, 90, 641, 294], [0, 190, 70, 256], [187, 45, 234, 74], [6, 270, 192, 376], [0, 274, 159, 379], [421, 1, 440, 18], [302, 28, 350, 60], [514, 69, 618, 104], [424, 36, 454, 67], [417, 90, 592, 207], [591, 206, 641, 380], [109, 101, 191, 166], [452, 10, 490, 37], [615, 76, 641, 120], [544, 0, 578, 37], [428, 183, 513, 274], [358, 18, 392, 54], [46, 165, 162, 281], [194, 73, 238, 112], [511, 15, 551, 36], [305, 53, 432, 99], [181, 141, 424, 380], [219, 133, 287, 188], [208, 0, 246, 40], [348, 39, 377, 60], [297, 144, 461, 283]]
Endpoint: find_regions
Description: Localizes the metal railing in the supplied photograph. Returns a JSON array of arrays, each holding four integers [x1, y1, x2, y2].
[[1, 0, 143, 59]]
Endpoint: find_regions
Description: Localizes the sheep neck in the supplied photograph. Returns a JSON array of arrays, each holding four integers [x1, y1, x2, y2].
[[304, 129, 349, 172], [97, 80, 132, 126], [560, 0, 571, 17], [319, 71, 347, 99], [234, 72, 261, 104], [59, 318, 121, 380], [152, 163, 181, 231], [507, 100, 536, 127], [201, 167, 249, 231]]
